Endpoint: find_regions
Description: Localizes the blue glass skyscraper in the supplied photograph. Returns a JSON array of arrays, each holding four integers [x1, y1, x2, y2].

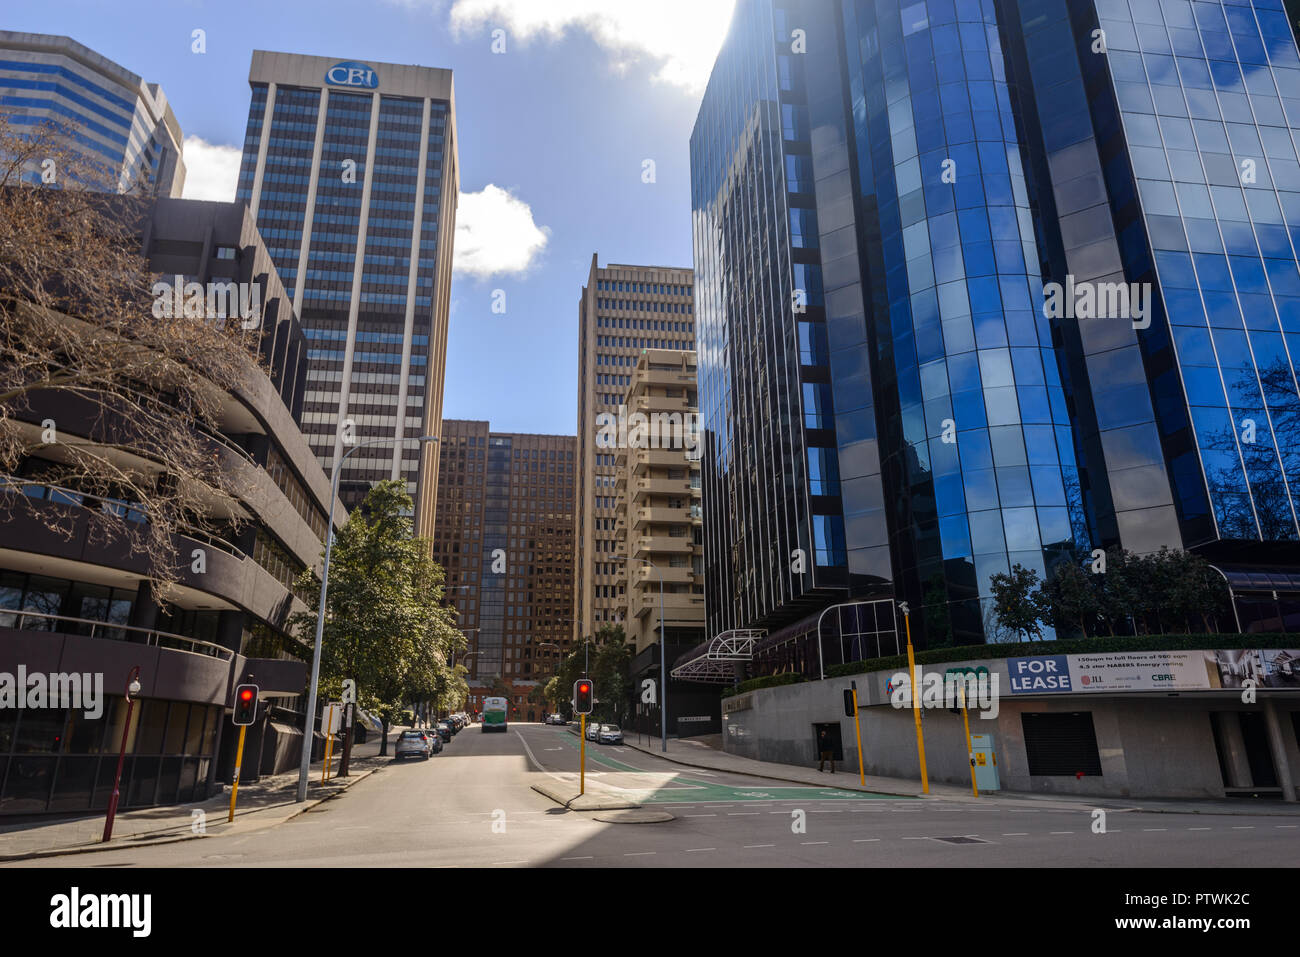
[[692, 0, 1300, 648]]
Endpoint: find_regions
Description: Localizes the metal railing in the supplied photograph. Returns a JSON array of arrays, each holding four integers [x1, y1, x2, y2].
[[0, 476, 247, 561], [0, 609, 233, 660]]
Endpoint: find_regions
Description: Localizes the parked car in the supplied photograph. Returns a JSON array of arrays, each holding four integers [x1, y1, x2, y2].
[[585, 721, 600, 741], [443, 716, 460, 735], [547, 713, 566, 726], [435, 721, 453, 742], [597, 724, 624, 745], [396, 730, 435, 760]]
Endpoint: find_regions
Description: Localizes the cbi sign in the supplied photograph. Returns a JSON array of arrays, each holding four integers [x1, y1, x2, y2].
[[325, 61, 379, 89]]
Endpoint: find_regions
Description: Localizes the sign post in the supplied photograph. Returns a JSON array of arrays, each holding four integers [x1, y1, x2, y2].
[[321, 702, 339, 784]]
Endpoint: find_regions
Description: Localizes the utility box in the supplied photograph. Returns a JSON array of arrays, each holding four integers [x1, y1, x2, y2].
[[971, 733, 1000, 791]]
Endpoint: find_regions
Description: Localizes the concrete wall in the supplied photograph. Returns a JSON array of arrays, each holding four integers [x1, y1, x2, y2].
[[722, 674, 1300, 799]]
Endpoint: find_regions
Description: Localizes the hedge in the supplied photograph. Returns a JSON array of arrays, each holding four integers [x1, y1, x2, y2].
[[720, 672, 806, 696]]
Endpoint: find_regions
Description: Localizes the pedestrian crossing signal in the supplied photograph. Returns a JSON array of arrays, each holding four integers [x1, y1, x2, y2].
[[574, 679, 593, 715]]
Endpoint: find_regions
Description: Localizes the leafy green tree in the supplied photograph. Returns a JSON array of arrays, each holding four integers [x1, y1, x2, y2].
[[590, 625, 631, 725], [990, 563, 1046, 641], [290, 480, 460, 765]]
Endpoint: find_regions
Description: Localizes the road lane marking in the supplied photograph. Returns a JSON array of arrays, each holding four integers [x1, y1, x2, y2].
[[853, 839, 880, 843], [743, 844, 774, 848], [801, 841, 829, 845], [625, 851, 655, 857], [561, 856, 593, 861], [1002, 833, 1028, 836]]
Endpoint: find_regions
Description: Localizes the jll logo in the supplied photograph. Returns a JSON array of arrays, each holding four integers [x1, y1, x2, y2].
[[325, 61, 378, 89]]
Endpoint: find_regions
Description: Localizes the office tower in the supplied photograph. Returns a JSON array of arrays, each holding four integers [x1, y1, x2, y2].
[[235, 52, 459, 533], [0, 196, 336, 813], [0, 31, 185, 194], [615, 349, 706, 656], [692, 0, 1300, 652], [431, 421, 576, 719], [574, 256, 697, 647]]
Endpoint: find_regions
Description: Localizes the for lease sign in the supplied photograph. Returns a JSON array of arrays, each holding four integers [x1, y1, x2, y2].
[[1007, 651, 1212, 694], [1008, 655, 1072, 693]]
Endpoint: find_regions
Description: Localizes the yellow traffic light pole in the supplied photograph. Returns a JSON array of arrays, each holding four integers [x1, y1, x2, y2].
[[579, 714, 586, 796], [321, 703, 335, 784], [959, 683, 978, 797], [902, 603, 929, 794], [228, 724, 247, 823]]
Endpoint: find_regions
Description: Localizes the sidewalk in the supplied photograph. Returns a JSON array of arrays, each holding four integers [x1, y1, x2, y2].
[[617, 731, 1300, 817], [0, 727, 408, 862]]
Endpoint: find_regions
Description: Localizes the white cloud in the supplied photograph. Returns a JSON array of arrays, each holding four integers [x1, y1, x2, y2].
[[454, 184, 550, 279], [447, 0, 736, 94], [181, 136, 241, 202]]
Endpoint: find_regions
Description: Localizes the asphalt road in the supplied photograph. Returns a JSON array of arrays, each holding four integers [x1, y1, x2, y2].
[[7, 723, 1298, 867]]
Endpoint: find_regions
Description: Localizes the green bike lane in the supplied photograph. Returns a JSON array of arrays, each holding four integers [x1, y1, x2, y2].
[[531, 726, 911, 805]]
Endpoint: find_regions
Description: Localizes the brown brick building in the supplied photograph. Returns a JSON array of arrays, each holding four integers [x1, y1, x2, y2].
[[431, 420, 576, 720]]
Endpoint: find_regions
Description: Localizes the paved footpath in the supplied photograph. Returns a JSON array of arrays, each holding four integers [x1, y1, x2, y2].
[[0, 727, 411, 861]]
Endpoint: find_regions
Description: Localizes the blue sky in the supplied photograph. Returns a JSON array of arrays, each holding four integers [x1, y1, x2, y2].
[[8, 0, 735, 434]]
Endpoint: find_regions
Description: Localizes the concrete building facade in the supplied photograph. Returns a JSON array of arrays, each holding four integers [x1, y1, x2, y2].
[[234, 51, 459, 534], [574, 256, 696, 648], [0, 197, 340, 814]]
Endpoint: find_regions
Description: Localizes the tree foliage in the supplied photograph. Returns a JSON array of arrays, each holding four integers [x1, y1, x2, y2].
[[996, 547, 1232, 640], [290, 481, 462, 754]]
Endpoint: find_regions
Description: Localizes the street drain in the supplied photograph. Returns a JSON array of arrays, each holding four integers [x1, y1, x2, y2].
[[932, 836, 989, 844]]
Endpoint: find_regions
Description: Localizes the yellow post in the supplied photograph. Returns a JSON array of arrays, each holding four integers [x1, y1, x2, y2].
[[321, 704, 335, 784], [960, 684, 978, 798], [851, 685, 866, 787], [579, 714, 586, 796], [228, 724, 247, 823], [904, 610, 929, 794]]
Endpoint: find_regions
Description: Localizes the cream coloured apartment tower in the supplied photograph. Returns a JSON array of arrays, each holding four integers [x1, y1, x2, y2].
[[574, 257, 696, 647]]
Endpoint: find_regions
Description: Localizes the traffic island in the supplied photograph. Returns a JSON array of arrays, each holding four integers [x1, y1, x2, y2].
[[530, 781, 641, 811]]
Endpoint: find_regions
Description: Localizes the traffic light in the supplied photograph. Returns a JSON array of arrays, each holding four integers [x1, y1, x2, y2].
[[573, 678, 593, 715], [843, 689, 856, 718], [233, 683, 259, 725]]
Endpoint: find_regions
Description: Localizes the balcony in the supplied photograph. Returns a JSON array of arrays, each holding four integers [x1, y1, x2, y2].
[[632, 393, 691, 414], [630, 477, 695, 504], [630, 564, 695, 585], [633, 506, 694, 530], [631, 592, 705, 619], [0, 609, 233, 660], [628, 447, 696, 469], [632, 534, 694, 556]]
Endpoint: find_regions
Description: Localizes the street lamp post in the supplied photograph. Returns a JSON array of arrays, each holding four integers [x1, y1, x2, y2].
[[296, 433, 439, 802], [625, 556, 667, 752], [102, 665, 141, 842]]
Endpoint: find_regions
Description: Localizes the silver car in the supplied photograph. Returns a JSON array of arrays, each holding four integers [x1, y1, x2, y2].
[[395, 730, 437, 760], [597, 724, 624, 745]]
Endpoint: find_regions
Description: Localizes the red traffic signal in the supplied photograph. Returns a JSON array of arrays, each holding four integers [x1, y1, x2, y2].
[[573, 679, 593, 715], [233, 683, 259, 726]]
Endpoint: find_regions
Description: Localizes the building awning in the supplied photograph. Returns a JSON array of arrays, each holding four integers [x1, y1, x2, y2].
[[670, 629, 766, 683], [1210, 564, 1300, 594]]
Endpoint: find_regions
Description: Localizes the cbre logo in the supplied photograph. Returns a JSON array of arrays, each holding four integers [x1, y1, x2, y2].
[[325, 61, 379, 89]]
